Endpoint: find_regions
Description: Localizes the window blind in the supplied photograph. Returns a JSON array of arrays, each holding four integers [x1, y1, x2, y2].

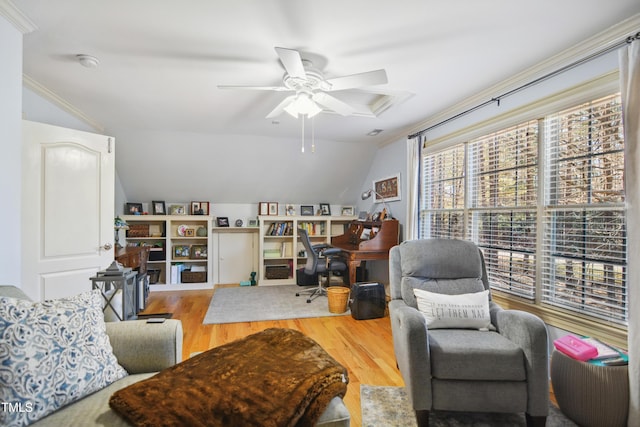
[[420, 145, 465, 239], [542, 94, 627, 324], [468, 121, 539, 298]]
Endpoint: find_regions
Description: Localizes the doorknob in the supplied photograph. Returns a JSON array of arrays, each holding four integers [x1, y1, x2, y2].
[[102, 243, 113, 250]]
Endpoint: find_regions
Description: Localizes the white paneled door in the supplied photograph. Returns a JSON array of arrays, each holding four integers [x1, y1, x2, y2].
[[22, 121, 115, 301]]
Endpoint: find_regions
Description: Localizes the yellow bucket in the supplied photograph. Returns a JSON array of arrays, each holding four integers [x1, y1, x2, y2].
[[327, 286, 350, 313]]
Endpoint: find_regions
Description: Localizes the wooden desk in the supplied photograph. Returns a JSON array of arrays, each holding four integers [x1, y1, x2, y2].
[[331, 220, 399, 284], [115, 246, 150, 273]]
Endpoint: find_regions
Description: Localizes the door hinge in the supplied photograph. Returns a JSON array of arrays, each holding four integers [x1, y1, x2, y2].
[[107, 138, 113, 153]]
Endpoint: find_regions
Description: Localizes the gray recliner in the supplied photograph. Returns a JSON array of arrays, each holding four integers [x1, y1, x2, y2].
[[389, 239, 549, 427]]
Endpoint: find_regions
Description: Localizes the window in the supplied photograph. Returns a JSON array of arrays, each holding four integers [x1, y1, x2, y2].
[[420, 93, 627, 326], [420, 144, 466, 239], [468, 121, 539, 299], [542, 95, 626, 324]]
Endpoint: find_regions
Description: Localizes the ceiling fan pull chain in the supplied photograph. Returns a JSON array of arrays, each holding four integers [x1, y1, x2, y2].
[[301, 115, 305, 153], [311, 116, 316, 153]]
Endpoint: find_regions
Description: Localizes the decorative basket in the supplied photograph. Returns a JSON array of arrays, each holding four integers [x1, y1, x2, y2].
[[127, 224, 149, 237], [181, 271, 207, 283], [327, 286, 350, 313], [265, 265, 289, 279]]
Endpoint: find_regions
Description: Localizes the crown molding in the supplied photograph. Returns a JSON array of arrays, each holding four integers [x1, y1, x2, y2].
[[404, 13, 640, 139], [0, 0, 37, 34], [23, 74, 105, 133]]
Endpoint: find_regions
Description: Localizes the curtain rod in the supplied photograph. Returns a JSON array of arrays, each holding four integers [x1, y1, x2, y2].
[[408, 31, 640, 140]]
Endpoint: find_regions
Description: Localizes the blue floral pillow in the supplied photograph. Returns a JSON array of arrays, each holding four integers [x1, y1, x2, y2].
[[0, 290, 128, 426]]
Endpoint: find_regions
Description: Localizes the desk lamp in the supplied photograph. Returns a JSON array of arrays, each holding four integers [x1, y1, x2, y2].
[[361, 189, 393, 220]]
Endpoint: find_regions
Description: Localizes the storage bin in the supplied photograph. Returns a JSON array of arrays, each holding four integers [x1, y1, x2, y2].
[[148, 269, 161, 284], [181, 271, 207, 283], [127, 224, 149, 237], [265, 265, 289, 279]]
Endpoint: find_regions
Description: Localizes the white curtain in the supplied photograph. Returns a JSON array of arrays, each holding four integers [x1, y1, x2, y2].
[[405, 136, 421, 240], [620, 35, 640, 427]]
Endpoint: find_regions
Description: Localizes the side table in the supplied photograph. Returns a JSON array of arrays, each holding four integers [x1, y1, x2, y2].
[[551, 349, 629, 427]]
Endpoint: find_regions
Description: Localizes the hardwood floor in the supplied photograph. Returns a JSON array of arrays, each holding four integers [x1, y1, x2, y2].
[[141, 287, 557, 426], [141, 287, 404, 427]]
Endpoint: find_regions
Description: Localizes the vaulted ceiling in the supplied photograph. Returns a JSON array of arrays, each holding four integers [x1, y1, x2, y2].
[[14, 0, 640, 205]]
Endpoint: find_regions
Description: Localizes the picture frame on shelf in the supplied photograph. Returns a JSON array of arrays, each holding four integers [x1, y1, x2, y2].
[[170, 204, 187, 215], [173, 245, 190, 259], [319, 203, 331, 216], [300, 205, 314, 216], [190, 245, 207, 259], [341, 206, 354, 216], [285, 204, 295, 216], [152, 201, 166, 215], [191, 202, 201, 215], [184, 228, 195, 237], [191, 201, 209, 215], [248, 219, 258, 227], [373, 173, 401, 202], [259, 202, 269, 216], [268, 202, 278, 216], [216, 217, 230, 227], [126, 203, 143, 215]]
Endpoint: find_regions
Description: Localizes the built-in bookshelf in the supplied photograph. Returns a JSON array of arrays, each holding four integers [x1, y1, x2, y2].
[[120, 215, 213, 291], [258, 215, 355, 285]]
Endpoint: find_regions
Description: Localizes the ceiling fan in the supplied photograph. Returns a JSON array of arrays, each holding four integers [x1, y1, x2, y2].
[[217, 47, 388, 119]]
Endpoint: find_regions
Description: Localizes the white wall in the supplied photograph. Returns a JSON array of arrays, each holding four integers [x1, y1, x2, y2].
[[0, 16, 23, 286]]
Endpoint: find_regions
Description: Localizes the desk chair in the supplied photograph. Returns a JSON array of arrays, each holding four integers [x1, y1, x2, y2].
[[295, 229, 348, 303]]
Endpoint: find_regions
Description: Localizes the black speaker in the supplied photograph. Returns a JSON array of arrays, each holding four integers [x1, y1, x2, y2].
[[349, 282, 385, 320]]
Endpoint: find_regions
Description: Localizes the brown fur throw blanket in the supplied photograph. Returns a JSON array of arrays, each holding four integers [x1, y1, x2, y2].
[[109, 328, 348, 427]]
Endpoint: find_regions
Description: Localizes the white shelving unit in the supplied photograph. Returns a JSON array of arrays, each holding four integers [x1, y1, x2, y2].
[[120, 215, 213, 291], [258, 215, 355, 285]]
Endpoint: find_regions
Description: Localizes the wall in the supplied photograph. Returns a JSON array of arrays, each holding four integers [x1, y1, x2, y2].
[[0, 16, 23, 286], [356, 137, 407, 285]]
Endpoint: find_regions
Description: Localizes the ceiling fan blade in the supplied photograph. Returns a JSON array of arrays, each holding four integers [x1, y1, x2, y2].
[[266, 95, 296, 118], [274, 47, 306, 79], [217, 85, 291, 92], [312, 92, 355, 116], [325, 69, 388, 91]]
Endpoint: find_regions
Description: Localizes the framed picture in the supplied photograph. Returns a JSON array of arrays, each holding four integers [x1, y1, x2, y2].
[[191, 202, 201, 215], [285, 204, 295, 216], [319, 203, 331, 216], [216, 217, 229, 227], [173, 245, 191, 259], [170, 204, 187, 215], [300, 205, 314, 216], [126, 203, 143, 215], [191, 201, 209, 215], [248, 219, 258, 227], [373, 173, 401, 202], [259, 202, 269, 216], [268, 202, 278, 216], [341, 206, 354, 216], [152, 201, 166, 215], [184, 228, 195, 237], [190, 245, 207, 259]]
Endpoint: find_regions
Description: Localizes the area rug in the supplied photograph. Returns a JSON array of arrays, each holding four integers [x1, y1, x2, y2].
[[360, 385, 578, 427], [203, 285, 350, 324]]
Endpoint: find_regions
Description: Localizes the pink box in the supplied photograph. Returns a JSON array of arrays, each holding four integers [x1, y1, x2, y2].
[[554, 334, 598, 361]]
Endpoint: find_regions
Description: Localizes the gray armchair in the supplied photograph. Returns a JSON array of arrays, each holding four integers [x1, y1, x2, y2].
[[389, 239, 549, 427]]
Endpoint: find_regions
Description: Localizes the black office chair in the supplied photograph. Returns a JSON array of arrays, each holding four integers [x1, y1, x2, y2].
[[295, 228, 348, 303]]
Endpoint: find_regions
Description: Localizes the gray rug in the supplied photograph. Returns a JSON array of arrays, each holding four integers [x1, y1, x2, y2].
[[360, 385, 578, 427], [203, 285, 350, 324]]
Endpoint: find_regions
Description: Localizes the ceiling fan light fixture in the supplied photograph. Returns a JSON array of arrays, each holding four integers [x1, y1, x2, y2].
[[284, 93, 322, 118], [76, 54, 99, 69]]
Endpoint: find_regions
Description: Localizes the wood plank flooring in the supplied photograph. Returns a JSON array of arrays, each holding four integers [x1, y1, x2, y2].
[[141, 286, 557, 426], [141, 287, 404, 427]]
